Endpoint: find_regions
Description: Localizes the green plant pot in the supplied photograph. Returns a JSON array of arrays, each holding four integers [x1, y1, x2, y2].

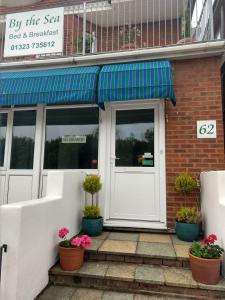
[[82, 217, 103, 237], [175, 221, 200, 242]]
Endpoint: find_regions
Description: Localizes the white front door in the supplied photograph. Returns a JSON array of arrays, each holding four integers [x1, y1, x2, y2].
[[105, 101, 166, 229]]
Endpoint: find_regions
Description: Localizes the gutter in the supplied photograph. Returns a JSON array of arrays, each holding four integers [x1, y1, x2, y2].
[[0, 40, 225, 70]]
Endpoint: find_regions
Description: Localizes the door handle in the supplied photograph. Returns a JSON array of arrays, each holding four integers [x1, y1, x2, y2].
[[111, 156, 120, 160]]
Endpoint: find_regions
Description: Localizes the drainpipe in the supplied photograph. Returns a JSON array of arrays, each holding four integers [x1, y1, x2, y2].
[[221, 2, 225, 39], [208, 0, 214, 40], [83, 2, 87, 56]]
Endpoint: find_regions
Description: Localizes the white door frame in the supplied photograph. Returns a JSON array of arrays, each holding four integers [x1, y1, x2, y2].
[[103, 100, 167, 229]]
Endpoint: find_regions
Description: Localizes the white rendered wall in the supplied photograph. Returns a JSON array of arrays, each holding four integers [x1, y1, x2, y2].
[[0, 171, 85, 300], [201, 171, 225, 277]]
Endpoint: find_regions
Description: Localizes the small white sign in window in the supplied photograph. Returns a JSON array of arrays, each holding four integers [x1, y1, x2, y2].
[[62, 135, 86, 144], [197, 120, 217, 139], [143, 153, 153, 158]]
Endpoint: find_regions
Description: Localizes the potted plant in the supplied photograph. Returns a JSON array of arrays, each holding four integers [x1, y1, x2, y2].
[[177, 3, 195, 44], [58, 227, 91, 271], [189, 234, 224, 284], [74, 33, 94, 54], [119, 25, 141, 50], [175, 172, 201, 242], [82, 175, 103, 236]]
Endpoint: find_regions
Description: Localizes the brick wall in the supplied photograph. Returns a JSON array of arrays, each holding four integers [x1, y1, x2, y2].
[[166, 57, 225, 229]]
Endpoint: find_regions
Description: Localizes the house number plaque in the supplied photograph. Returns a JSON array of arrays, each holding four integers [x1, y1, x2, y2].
[[197, 120, 217, 139]]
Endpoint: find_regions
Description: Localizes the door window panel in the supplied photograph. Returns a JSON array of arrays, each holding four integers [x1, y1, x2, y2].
[[44, 107, 99, 169], [10, 110, 36, 169], [115, 109, 154, 167], [0, 113, 8, 167]]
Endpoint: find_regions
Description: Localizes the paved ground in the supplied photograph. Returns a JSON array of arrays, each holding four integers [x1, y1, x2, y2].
[[88, 231, 192, 260], [37, 286, 194, 300]]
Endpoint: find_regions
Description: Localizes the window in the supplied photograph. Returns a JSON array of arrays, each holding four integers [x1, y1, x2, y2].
[[44, 107, 99, 169], [115, 109, 154, 167], [10, 110, 36, 169], [0, 113, 8, 167]]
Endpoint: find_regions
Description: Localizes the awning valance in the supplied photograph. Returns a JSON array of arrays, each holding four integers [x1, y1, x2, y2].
[[0, 66, 100, 106], [98, 60, 176, 106]]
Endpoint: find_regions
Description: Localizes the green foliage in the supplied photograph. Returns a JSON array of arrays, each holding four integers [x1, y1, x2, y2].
[[74, 34, 93, 53], [175, 172, 197, 194], [59, 240, 71, 248], [83, 175, 102, 196], [190, 241, 224, 259], [176, 207, 201, 224], [83, 205, 100, 218], [82, 175, 102, 216]]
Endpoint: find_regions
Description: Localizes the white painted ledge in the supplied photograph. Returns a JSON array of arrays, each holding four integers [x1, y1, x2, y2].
[[0, 40, 225, 70]]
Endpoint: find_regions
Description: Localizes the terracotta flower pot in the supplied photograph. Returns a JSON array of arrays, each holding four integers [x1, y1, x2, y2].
[[189, 251, 221, 285], [59, 246, 84, 271]]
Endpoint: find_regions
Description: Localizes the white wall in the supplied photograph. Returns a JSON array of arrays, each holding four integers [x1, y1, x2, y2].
[[201, 171, 225, 277], [0, 171, 85, 300]]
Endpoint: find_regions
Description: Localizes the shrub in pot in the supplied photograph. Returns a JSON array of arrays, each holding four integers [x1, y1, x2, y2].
[[176, 207, 201, 242], [189, 234, 224, 285], [58, 227, 91, 271], [82, 175, 103, 237], [175, 172, 201, 242]]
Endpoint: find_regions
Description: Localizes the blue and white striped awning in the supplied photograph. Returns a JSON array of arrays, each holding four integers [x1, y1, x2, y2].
[[0, 66, 100, 106], [98, 60, 176, 106]]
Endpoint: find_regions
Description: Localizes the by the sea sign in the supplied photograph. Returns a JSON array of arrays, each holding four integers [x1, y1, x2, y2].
[[4, 7, 64, 57], [62, 135, 87, 144], [197, 120, 217, 139]]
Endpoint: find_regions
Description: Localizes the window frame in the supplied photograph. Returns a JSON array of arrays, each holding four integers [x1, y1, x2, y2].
[[10, 109, 37, 170], [42, 104, 101, 171], [0, 110, 10, 171]]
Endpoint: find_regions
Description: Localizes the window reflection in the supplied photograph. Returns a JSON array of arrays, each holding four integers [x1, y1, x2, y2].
[[44, 108, 99, 169], [116, 109, 154, 167], [10, 110, 36, 169], [0, 113, 8, 167]]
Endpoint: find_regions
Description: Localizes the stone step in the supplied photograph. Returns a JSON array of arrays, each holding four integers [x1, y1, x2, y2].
[[37, 286, 198, 300], [50, 261, 225, 299], [85, 231, 191, 268]]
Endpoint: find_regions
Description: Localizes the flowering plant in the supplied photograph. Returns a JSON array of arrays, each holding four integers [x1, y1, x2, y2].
[[190, 234, 224, 259], [58, 227, 92, 249], [119, 25, 141, 44]]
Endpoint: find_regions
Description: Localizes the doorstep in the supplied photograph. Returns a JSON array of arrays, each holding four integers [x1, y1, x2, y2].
[[37, 286, 196, 300], [50, 261, 225, 298], [48, 232, 225, 299], [85, 232, 192, 267]]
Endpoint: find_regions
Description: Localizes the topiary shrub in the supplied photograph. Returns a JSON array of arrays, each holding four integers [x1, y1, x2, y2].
[[175, 172, 197, 194], [176, 207, 201, 224], [82, 175, 102, 219], [83, 175, 102, 206], [83, 205, 100, 218]]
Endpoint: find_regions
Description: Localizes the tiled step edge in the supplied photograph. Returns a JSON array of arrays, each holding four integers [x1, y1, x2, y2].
[[85, 251, 191, 268], [37, 285, 200, 300], [50, 262, 225, 299]]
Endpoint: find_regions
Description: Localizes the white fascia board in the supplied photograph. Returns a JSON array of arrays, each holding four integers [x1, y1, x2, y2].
[[0, 41, 225, 71]]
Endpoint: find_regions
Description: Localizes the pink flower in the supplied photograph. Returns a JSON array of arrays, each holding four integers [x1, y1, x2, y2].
[[81, 235, 92, 249], [71, 237, 82, 247], [203, 234, 217, 245], [58, 227, 69, 239]]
